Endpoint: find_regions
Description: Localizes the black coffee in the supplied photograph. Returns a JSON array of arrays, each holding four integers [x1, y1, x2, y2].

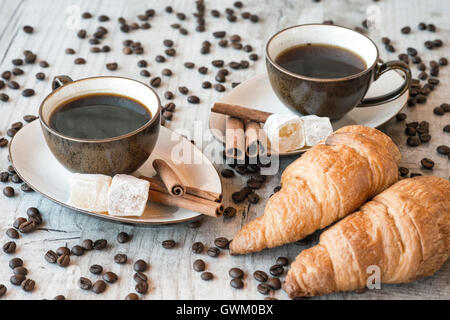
[[275, 44, 366, 79], [50, 94, 151, 139]]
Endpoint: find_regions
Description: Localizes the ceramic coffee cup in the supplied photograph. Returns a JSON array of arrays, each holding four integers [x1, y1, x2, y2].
[[266, 24, 411, 120], [39, 76, 161, 176]]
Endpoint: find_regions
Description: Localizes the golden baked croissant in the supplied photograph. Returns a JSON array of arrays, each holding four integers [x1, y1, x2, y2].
[[229, 125, 401, 254], [284, 176, 450, 297]]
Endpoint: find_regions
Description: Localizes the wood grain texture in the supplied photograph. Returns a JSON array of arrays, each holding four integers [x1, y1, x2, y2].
[[0, 0, 448, 300]]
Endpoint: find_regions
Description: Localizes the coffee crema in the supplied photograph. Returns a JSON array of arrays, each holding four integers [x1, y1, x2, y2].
[[275, 43, 367, 79], [49, 93, 151, 140]]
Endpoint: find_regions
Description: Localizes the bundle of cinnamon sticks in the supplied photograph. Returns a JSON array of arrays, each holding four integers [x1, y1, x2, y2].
[[141, 159, 223, 218], [211, 102, 273, 159]]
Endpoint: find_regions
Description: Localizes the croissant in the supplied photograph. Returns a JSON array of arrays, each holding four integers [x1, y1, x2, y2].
[[229, 125, 401, 255], [284, 176, 450, 297]]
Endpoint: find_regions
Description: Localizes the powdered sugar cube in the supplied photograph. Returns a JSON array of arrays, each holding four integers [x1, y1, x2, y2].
[[68, 173, 112, 213], [107, 175, 150, 217], [303, 116, 333, 146]]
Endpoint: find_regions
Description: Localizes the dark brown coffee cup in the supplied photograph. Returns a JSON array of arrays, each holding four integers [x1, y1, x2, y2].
[[266, 24, 411, 120], [39, 75, 161, 176]]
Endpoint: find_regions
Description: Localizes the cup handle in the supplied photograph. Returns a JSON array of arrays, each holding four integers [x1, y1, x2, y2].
[[358, 60, 411, 107], [52, 75, 73, 91]]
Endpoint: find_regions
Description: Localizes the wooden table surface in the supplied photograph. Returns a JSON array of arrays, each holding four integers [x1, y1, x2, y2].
[[0, 0, 448, 300]]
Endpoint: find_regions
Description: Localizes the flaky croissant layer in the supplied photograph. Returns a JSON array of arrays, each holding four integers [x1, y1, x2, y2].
[[230, 125, 401, 254], [284, 176, 450, 298]]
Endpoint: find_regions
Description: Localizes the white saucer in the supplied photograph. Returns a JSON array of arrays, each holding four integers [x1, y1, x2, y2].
[[209, 71, 408, 156], [9, 121, 222, 225]]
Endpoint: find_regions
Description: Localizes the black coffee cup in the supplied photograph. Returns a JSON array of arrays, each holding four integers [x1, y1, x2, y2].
[[266, 24, 411, 120]]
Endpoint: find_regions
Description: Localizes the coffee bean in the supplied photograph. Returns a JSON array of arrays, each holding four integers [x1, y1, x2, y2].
[[253, 270, 269, 283], [57, 254, 70, 267], [6, 228, 19, 239], [198, 66, 208, 74], [7, 128, 17, 137], [8, 81, 20, 90], [10, 274, 26, 286], [89, 264, 103, 275], [161, 68, 172, 77], [140, 70, 150, 77], [135, 281, 149, 294], [134, 259, 147, 272], [79, 277, 92, 290], [52, 295, 65, 300], [221, 169, 235, 178], [13, 266, 28, 275], [218, 39, 228, 48], [165, 48, 176, 57], [77, 29, 87, 39], [396, 113, 407, 121], [433, 39, 443, 47], [427, 24, 436, 32], [229, 268, 244, 279], [419, 134, 431, 143], [71, 245, 84, 256], [257, 283, 270, 295], [23, 25, 34, 34], [439, 57, 448, 66], [214, 84, 225, 92], [125, 293, 139, 300], [114, 253, 127, 264], [12, 58, 23, 66], [187, 96, 200, 104], [9, 258, 23, 269], [437, 145, 450, 155], [94, 239, 107, 250], [193, 259, 206, 272], [117, 232, 130, 244], [0, 93, 9, 102], [410, 173, 422, 178], [11, 174, 21, 184], [276, 257, 289, 266], [214, 237, 229, 249], [103, 271, 118, 284], [212, 60, 224, 68], [405, 126, 416, 136], [194, 271, 211, 282], [0, 171, 8, 181], [401, 26, 411, 34], [399, 167, 409, 177], [444, 125, 450, 133], [407, 136, 420, 147], [269, 264, 284, 276], [230, 278, 244, 289], [92, 280, 107, 294], [81, 239, 93, 251], [266, 277, 281, 290], [213, 31, 226, 38], [150, 77, 161, 88], [223, 207, 237, 220], [248, 193, 260, 204], [45, 250, 58, 264], [130, 272, 147, 285], [106, 63, 118, 71], [178, 86, 189, 95], [0, 285, 7, 297], [434, 107, 445, 115], [184, 62, 195, 69], [207, 247, 220, 257], [192, 242, 204, 254], [56, 247, 70, 256], [3, 241, 16, 254], [12, 67, 24, 76], [162, 239, 176, 249], [421, 158, 434, 169]]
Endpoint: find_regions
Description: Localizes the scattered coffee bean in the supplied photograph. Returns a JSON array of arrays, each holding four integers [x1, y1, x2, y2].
[[396, 113, 407, 121], [125, 293, 139, 300], [0, 171, 9, 181], [92, 280, 107, 294], [248, 193, 260, 204], [257, 283, 270, 295], [81, 239, 93, 251], [13, 266, 28, 275], [184, 62, 195, 69], [56, 247, 70, 256], [401, 26, 411, 34], [106, 62, 118, 71], [133, 272, 147, 283], [114, 253, 127, 264], [214, 237, 229, 249], [9, 258, 23, 269], [214, 83, 225, 92], [162, 239, 176, 249], [439, 57, 448, 66], [200, 271, 213, 281], [407, 136, 420, 147], [0, 93, 9, 102], [419, 134, 431, 143], [437, 145, 450, 155], [45, 250, 58, 264], [434, 107, 445, 115], [276, 257, 289, 266], [23, 25, 34, 34], [10, 274, 26, 286], [399, 167, 409, 177], [89, 264, 103, 275], [71, 245, 84, 256], [207, 247, 220, 257], [57, 254, 70, 267], [421, 158, 434, 169], [134, 259, 147, 272], [230, 278, 244, 289], [266, 277, 281, 290], [135, 280, 149, 294], [79, 277, 93, 290], [103, 271, 118, 284], [253, 270, 268, 283], [150, 77, 161, 87], [187, 95, 200, 104], [192, 242, 204, 254], [193, 259, 206, 272], [3, 241, 16, 254], [74, 57, 86, 65], [117, 232, 130, 244], [229, 268, 244, 279], [6, 228, 19, 239], [269, 264, 284, 276], [93, 239, 107, 250]]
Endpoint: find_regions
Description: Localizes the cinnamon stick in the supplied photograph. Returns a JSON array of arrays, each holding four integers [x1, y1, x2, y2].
[[225, 117, 245, 160], [152, 159, 185, 196], [212, 102, 272, 123], [245, 121, 269, 158], [148, 189, 223, 218], [140, 176, 221, 202]]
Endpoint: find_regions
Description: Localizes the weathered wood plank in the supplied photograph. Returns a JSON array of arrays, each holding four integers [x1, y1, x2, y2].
[[0, 0, 448, 300]]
